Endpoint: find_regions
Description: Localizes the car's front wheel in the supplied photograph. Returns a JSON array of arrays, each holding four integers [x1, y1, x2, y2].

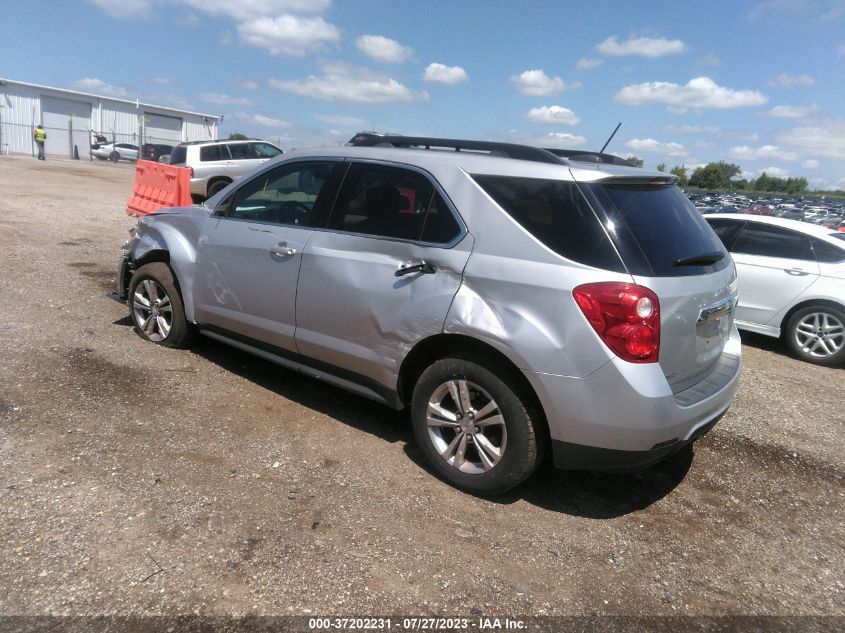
[[411, 357, 543, 495], [785, 305, 845, 366], [128, 263, 196, 348]]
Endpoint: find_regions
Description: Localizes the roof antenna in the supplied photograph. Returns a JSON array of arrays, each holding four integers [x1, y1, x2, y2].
[[599, 122, 622, 154]]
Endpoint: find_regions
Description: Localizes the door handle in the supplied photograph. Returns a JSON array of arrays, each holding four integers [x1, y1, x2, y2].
[[784, 268, 809, 276], [395, 258, 435, 277], [269, 242, 296, 257]]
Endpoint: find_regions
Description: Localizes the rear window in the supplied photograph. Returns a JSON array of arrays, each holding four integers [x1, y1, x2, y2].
[[583, 183, 730, 277], [472, 175, 624, 271], [169, 146, 186, 165], [200, 145, 226, 161]]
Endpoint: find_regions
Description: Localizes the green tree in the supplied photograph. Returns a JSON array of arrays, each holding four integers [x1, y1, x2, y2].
[[656, 162, 667, 172], [626, 155, 644, 168], [689, 163, 730, 189], [228, 132, 249, 140], [670, 165, 688, 187]]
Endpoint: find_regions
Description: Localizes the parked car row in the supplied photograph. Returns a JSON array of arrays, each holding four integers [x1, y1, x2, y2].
[[690, 192, 845, 231]]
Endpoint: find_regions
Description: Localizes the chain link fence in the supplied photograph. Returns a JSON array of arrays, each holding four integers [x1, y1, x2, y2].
[[0, 115, 190, 163]]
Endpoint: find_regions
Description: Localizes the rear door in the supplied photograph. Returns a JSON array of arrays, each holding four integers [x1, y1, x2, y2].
[[193, 160, 343, 353], [728, 222, 820, 326], [582, 181, 737, 392], [295, 161, 472, 390]]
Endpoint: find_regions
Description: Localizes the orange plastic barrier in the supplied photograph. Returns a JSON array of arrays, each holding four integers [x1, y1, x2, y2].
[[126, 160, 192, 216]]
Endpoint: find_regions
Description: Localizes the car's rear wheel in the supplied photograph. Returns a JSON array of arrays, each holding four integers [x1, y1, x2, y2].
[[206, 179, 230, 198], [411, 357, 542, 495], [128, 263, 196, 348], [785, 305, 845, 366]]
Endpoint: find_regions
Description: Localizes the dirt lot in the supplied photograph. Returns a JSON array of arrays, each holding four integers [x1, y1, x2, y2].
[[0, 156, 842, 622]]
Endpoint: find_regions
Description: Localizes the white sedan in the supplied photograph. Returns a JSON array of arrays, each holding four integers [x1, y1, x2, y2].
[[91, 142, 138, 162], [705, 214, 845, 366]]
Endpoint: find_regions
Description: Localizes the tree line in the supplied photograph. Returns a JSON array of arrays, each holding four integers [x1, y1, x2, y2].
[[644, 160, 810, 194]]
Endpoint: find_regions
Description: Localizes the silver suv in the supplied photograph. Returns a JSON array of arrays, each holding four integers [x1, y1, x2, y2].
[[117, 135, 741, 495], [169, 139, 283, 199]]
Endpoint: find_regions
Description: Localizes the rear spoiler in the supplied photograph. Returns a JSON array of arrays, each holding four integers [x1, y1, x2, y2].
[[593, 175, 680, 186]]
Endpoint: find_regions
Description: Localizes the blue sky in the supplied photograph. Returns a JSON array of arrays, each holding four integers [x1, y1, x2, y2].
[[3, 0, 844, 189]]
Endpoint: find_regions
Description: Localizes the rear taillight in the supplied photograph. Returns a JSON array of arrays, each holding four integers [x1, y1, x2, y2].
[[573, 282, 660, 363]]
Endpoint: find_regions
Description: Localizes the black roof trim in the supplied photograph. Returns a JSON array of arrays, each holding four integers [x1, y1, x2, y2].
[[348, 133, 567, 166], [543, 148, 635, 167]]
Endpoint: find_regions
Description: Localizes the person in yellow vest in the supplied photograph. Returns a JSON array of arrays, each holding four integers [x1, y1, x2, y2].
[[34, 124, 47, 160]]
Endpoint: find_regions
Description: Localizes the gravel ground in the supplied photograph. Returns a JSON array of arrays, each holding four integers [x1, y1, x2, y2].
[[0, 156, 842, 621]]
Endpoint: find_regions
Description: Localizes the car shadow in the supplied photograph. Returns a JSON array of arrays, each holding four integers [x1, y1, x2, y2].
[[738, 330, 789, 355], [186, 339, 691, 518]]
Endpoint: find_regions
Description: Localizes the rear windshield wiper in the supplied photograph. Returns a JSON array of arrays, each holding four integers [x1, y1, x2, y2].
[[673, 251, 724, 266]]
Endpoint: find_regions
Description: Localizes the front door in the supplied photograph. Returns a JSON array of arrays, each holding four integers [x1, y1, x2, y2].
[[193, 160, 342, 353]]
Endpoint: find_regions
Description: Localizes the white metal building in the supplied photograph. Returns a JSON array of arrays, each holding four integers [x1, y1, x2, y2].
[[0, 77, 219, 158]]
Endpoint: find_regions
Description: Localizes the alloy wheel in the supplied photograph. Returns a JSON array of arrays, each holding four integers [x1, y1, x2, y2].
[[793, 311, 845, 358], [426, 379, 507, 475], [132, 279, 173, 342]]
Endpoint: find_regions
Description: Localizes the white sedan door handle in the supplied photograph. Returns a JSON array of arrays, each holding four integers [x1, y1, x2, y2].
[[269, 242, 296, 257], [784, 268, 809, 276]]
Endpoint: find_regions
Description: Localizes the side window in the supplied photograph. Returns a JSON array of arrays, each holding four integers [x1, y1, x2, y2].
[[732, 224, 813, 259], [706, 219, 742, 249], [812, 238, 845, 263], [170, 146, 187, 165], [472, 175, 624, 272], [224, 162, 336, 226], [253, 142, 283, 158], [420, 192, 462, 244], [228, 143, 258, 160], [329, 163, 434, 241], [200, 145, 224, 162]]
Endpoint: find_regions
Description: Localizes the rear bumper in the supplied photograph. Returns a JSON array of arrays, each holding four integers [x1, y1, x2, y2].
[[526, 325, 741, 470], [550, 410, 723, 472]]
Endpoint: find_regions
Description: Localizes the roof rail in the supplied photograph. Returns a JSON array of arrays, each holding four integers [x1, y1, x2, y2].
[[543, 148, 635, 167], [348, 133, 567, 166]]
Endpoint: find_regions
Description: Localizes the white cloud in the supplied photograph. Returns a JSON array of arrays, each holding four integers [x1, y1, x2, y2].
[[314, 114, 368, 128], [235, 78, 260, 90], [71, 78, 128, 97], [764, 104, 820, 118], [233, 112, 291, 128], [696, 52, 720, 67], [526, 106, 580, 126], [596, 35, 687, 57], [625, 138, 688, 157], [576, 57, 603, 70], [802, 159, 820, 169], [505, 131, 587, 148], [150, 77, 172, 85], [510, 70, 571, 96], [778, 119, 845, 160], [199, 92, 253, 106], [356, 35, 414, 63], [615, 76, 768, 111], [423, 63, 469, 85], [767, 73, 815, 87], [728, 144, 797, 161], [753, 166, 791, 179], [88, 0, 152, 19], [237, 15, 340, 56], [180, 0, 330, 19], [269, 63, 425, 104]]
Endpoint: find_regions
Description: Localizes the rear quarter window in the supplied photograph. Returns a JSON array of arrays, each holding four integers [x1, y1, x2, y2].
[[812, 238, 845, 263], [471, 175, 624, 272], [169, 146, 187, 165]]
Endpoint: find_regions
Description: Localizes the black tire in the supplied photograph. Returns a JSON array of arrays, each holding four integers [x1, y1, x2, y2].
[[784, 305, 845, 367], [128, 262, 196, 349], [206, 179, 230, 198], [411, 357, 543, 495], [109, 150, 120, 163]]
